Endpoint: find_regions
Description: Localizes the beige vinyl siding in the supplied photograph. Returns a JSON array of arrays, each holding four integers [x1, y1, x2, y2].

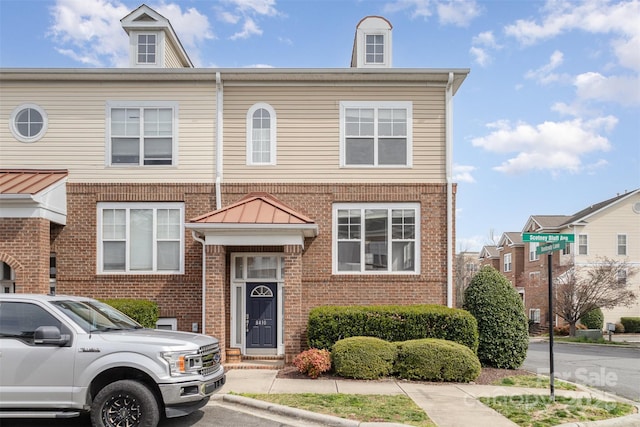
[[164, 39, 185, 68], [0, 80, 215, 183], [223, 84, 446, 183]]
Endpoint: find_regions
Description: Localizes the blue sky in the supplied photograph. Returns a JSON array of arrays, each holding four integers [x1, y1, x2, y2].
[[1, 0, 639, 252]]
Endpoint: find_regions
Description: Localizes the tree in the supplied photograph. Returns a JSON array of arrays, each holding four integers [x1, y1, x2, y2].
[[554, 257, 637, 336], [463, 266, 529, 369]]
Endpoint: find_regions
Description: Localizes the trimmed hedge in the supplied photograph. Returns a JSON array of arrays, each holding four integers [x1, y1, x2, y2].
[[621, 317, 640, 333], [463, 266, 529, 369], [394, 338, 481, 382], [580, 308, 604, 330], [307, 304, 478, 352], [102, 299, 159, 328], [332, 336, 397, 379]]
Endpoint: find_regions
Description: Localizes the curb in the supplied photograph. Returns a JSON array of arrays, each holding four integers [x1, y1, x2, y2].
[[217, 394, 412, 427], [554, 413, 640, 426]]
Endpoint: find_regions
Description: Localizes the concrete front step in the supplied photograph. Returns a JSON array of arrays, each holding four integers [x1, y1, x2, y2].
[[224, 356, 285, 370]]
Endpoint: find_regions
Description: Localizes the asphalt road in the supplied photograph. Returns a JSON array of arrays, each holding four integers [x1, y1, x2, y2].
[[523, 341, 640, 401]]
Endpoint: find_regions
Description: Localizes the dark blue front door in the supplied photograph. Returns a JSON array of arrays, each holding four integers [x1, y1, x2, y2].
[[246, 283, 277, 349]]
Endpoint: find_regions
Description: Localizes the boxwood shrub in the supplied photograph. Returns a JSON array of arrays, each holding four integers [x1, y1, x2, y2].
[[332, 336, 397, 379], [307, 304, 478, 352], [621, 317, 640, 333], [580, 308, 604, 330], [394, 338, 481, 382], [463, 266, 529, 369], [102, 298, 159, 328]]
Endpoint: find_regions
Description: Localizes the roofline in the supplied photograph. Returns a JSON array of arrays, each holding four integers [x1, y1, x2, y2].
[[563, 188, 640, 226]]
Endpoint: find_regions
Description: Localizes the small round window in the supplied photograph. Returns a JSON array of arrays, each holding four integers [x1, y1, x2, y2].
[[10, 104, 48, 143]]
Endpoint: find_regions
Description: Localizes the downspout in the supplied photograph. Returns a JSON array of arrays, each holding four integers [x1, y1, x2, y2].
[[446, 72, 454, 308], [192, 230, 206, 335], [215, 72, 223, 210]]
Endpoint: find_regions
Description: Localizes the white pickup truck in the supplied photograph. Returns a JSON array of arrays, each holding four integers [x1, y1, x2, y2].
[[0, 293, 225, 427]]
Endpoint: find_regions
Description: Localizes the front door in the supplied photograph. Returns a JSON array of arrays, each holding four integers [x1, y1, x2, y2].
[[246, 283, 277, 349]]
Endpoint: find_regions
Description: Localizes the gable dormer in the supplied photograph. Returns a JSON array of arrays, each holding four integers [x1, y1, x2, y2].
[[120, 4, 193, 68], [350, 16, 393, 68]]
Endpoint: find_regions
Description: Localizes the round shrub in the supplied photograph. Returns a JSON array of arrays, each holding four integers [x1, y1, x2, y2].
[[463, 266, 529, 369], [580, 308, 604, 330], [332, 336, 396, 379], [394, 339, 481, 382]]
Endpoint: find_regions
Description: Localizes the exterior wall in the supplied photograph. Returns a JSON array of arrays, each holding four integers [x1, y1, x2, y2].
[[0, 217, 50, 293], [498, 245, 524, 286], [0, 78, 216, 183], [222, 84, 446, 184], [164, 39, 183, 68]]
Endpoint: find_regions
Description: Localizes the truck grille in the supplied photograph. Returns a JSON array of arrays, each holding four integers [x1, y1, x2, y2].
[[199, 343, 221, 376]]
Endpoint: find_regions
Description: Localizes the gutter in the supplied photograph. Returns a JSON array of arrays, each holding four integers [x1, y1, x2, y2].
[[446, 72, 454, 308], [192, 231, 207, 335], [216, 72, 223, 209]]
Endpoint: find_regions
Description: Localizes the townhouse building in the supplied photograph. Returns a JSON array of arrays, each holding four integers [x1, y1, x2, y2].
[[0, 5, 468, 361]]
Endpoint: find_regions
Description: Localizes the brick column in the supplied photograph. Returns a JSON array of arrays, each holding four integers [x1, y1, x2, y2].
[[0, 218, 50, 294], [204, 244, 226, 358], [283, 244, 303, 363]]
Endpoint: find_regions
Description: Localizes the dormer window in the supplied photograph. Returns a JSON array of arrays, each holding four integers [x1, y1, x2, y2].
[[137, 34, 157, 64], [365, 34, 384, 64]]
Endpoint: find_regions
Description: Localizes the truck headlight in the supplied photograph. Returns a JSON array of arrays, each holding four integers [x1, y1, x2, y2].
[[162, 351, 203, 376]]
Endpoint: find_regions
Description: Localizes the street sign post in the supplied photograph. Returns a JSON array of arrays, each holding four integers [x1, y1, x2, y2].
[[523, 233, 574, 243]]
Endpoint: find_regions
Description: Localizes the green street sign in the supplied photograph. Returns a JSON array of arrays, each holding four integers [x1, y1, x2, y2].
[[537, 241, 566, 255], [523, 233, 575, 243]]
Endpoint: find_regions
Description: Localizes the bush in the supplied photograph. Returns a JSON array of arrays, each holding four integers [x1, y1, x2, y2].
[[307, 305, 478, 352], [394, 339, 481, 382], [614, 322, 625, 334], [102, 299, 159, 328], [293, 348, 331, 378], [463, 266, 529, 369], [621, 317, 640, 333], [332, 337, 396, 379], [580, 308, 604, 330], [554, 323, 586, 336]]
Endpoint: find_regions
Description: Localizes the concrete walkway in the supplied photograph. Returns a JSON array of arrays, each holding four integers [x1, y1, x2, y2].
[[213, 369, 640, 427]]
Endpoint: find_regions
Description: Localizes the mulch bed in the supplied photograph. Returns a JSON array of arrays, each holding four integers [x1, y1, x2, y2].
[[277, 365, 532, 385]]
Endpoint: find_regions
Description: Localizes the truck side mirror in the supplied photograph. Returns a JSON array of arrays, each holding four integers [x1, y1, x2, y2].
[[34, 325, 70, 346]]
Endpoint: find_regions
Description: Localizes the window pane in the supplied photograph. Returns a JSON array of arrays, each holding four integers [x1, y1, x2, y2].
[[104, 241, 125, 271], [392, 241, 414, 271], [103, 209, 125, 239], [157, 241, 179, 270], [130, 209, 153, 270], [345, 138, 374, 165], [391, 209, 415, 239], [112, 138, 140, 164], [338, 241, 360, 271], [345, 108, 373, 136], [379, 138, 407, 165], [157, 209, 180, 239], [247, 256, 277, 279], [143, 137, 172, 165], [365, 209, 387, 270]]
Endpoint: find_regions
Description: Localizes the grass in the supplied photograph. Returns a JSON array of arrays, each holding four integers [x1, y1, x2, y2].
[[479, 395, 635, 427], [493, 375, 577, 390], [239, 393, 436, 427], [554, 336, 629, 345]]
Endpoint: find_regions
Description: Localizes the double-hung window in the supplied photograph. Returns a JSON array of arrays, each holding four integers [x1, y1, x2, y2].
[[246, 103, 276, 165], [98, 202, 184, 274], [617, 234, 627, 256], [107, 102, 177, 166], [504, 253, 512, 272], [137, 34, 157, 64], [334, 203, 419, 274], [529, 242, 539, 261], [578, 234, 588, 255], [340, 101, 412, 167], [365, 34, 384, 64]]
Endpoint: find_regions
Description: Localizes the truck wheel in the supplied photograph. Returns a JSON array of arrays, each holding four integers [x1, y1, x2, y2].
[[91, 379, 160, 427]]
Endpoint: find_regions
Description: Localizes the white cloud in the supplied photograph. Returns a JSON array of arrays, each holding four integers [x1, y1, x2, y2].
[[230, 17, 263, 40], [469, 46, 490, 67], [384, 0, 480, 26], [525, 50, 570, 85], [471, 116, 617, 174], [470, 30, 500, 67], [48, 0, 214, 67], [574, 72, 640, 106], [223, 0, 278, 17], [453, 164, 476, 183]]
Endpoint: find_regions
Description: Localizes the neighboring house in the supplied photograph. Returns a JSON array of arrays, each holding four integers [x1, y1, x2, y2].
[[521, 190, 640, 327], [479, 245, 500, 270], [455, 250, 480, 307], [0, 6, 468, 361]]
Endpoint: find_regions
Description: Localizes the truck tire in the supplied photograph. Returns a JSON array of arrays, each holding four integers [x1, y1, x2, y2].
[[90, 379, 160, 427]]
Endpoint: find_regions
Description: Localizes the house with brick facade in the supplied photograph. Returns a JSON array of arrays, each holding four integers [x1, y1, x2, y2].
[[0, 5, 468, 362]]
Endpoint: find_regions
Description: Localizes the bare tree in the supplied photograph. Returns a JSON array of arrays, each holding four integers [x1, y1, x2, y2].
[[554, 257, 637, 336]]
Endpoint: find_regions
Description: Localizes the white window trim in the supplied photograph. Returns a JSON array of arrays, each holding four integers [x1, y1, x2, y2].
[[156, 317, 178, 330], [504, 253, 512, 272], [332, 202, 420, 275], [129, 31, 165, 67], [364, 32, 387, 66], [10, 104, 48, 143], [339, 101, 413, 168], [617, 234, 627, 256], [578, 234, 589, 256], [105, 101, 179, 167], [529, 242, 539, 261], [246, 103, 277, 166], [96, 202, 185, 274]]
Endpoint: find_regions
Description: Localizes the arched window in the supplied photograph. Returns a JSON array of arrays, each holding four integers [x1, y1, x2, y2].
[[246, 103, 276, 165], [250, 285, 274, 298]]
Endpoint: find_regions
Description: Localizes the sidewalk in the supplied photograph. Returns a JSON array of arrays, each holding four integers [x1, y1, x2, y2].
[[212, 369, 640, 427]]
